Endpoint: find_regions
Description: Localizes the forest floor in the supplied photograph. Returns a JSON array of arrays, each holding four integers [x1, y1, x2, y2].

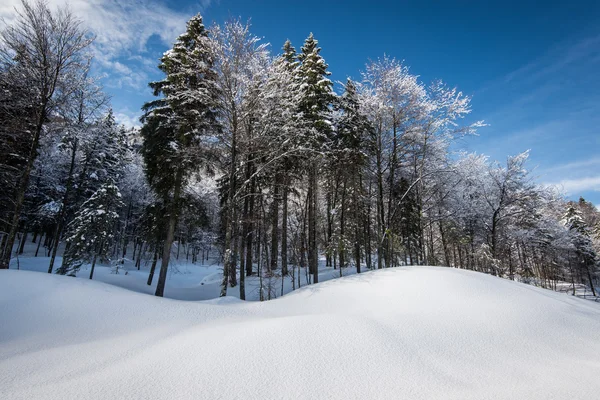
[[1, 266, 600, 399], [8, 241, 362, 301], [8, 241, 599, 302]]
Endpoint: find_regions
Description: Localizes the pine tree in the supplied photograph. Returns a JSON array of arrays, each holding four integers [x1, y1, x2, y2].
[[563, 203, 598, 296], [58, 182, 123, 278], [79, 110, 129, 198], [297, 33, 334, 283], [276, 40, 301, 277], [332, 79, 373, 273], [141, 14, 220, 297]]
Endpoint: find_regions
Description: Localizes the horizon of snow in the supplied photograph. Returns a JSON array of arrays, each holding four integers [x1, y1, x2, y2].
[[1, 267, 600, 399]]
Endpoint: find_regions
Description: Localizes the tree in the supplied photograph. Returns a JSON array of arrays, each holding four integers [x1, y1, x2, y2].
[[563, 203, 598, 296], [58, 182, 123, 278], [141, 14, 220, 297], [47, 70, 110, 274], [297, 33, 334, 284], [210, 18, 268, 297], [0, 0, 93, 269], [329, 79, 373, 273]]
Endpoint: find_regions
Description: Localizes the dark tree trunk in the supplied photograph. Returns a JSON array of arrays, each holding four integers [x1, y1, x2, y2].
[[281, 181, 289, 276], [0, 108, 46, 270], [155, 167, 183, 297], [269, 175, 280, 273], [339, 180, 346, 271], [18, 231, 28, 255], [35, 233, 43, 257], [308, 166, 318, 284], [245, 165, 256, 277], [147, 248, 159, 286], [50, 139, 78, 274]]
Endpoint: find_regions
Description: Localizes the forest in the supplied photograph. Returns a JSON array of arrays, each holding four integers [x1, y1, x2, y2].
[[1, 0, 599, 301]]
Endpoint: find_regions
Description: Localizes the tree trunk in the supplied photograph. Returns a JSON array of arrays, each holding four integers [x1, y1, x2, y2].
[[50, 139, 78, 274], [585, 262, 597, 297], [155, 167, 184, 297], [308, 166, 319, 284], [245, 166, 256, 277], [0, 107, 46, 269], [375, 124, 385, 271], [281, 179, 289, 276], [147, 248, 159, 286], [339, 180, 346, 271], [269, 175, 280, 273], [35, 233, 43, 257], [18, 231, 28, 255]]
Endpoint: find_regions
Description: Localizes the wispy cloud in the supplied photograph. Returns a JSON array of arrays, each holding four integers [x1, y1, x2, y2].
[[503, 34, 600, 86], [114, 107, 142, 128], [541, 155, 600, 197], [541, 157, 600, 175], [1, 0, 211, 89], [469, 32, 600, 200], [546, 176, 600, 195], [477, 33, 600, 123]]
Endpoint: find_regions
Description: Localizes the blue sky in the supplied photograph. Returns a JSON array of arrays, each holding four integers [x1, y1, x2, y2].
[[1, 0, 599, 203]]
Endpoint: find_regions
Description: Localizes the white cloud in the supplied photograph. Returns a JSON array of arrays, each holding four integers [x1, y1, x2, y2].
[[1, 0, 211, 88], [541, 157, 600, 174], [546, 176, 600, 195], [114, 108, 141, 128]]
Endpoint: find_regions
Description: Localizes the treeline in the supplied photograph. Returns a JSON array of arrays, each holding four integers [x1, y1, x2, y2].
[[1, 2, 598, 299]]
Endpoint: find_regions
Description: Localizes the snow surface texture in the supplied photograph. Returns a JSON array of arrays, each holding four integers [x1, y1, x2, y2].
[[1, 267, 600, 400]]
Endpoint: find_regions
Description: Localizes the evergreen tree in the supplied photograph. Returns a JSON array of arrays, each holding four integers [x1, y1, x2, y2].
[[563, 203, 598, 296], [58, 182, 123, 278], [297, 33, 334, 283], [330, 79, 373, 273], [79, 110, 129, 198], [141, 14, 220, 297]]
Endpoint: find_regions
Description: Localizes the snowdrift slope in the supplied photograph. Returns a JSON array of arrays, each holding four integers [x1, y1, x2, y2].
[[1, 267, 599, 400]]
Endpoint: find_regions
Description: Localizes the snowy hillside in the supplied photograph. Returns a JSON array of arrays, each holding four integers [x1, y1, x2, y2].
[[1, 267, 599, 400]]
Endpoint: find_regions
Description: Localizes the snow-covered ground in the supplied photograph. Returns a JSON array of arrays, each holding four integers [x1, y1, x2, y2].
[[9, 254, 361, 301], [1, 266, 600, 399], [8, 241, 362, 301]]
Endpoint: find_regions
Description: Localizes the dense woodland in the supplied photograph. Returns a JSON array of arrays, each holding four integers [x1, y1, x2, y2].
[[1, 1, 599, 299]]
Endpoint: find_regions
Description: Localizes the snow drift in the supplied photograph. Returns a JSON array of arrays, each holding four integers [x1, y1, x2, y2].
[[1, 267, 599, 400]]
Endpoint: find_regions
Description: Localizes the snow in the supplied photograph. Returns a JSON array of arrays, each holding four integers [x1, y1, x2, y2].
[[9, 251, 360, 301], [2, 267, 600, 399]]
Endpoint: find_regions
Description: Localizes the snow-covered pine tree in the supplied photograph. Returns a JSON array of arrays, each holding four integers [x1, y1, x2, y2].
[[48, 105, 118, 275], [58, 182, 123, 278], [297, 33, 334, 284], [52, 110, 131, 273], [562, 203, 598, 296], [78, 110, 129, 200], [331, 79, 373, 273], [141, 14, 220, 297]]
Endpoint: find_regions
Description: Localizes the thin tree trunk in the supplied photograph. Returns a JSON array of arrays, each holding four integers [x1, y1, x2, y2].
[[49, 139, 78, 273], [281, 180, 289, 276], [35, 233, 43, 257], [308, 166, 319, 284], [18, 231, 28, 255], [269, 175, 280, 273], [155, 167, 184, 297], [245, 167, 256, 277], [147, 248, 159, 286]]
